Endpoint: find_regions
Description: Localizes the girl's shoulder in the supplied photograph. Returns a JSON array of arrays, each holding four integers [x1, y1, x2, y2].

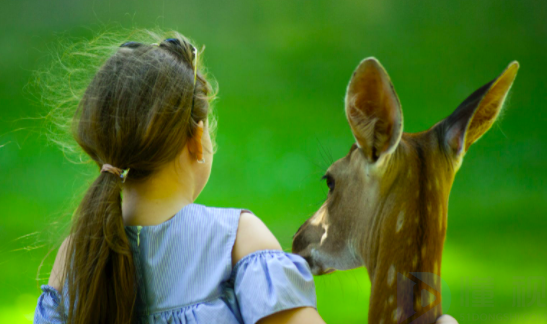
[[230, 211, 283, 268]]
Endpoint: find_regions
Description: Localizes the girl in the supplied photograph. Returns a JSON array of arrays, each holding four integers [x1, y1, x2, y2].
[[33, 30, 323, 324]]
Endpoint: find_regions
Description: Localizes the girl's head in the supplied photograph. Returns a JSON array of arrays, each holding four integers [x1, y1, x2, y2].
[[49, 29, 216, 323], [77, 33, 214, 190]]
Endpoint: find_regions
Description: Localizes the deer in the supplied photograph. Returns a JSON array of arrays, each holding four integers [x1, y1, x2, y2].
[[292, 57, 519, 324]]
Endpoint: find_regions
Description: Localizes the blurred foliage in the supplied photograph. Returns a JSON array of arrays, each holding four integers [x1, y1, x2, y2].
[[0, 0, 546, 323]]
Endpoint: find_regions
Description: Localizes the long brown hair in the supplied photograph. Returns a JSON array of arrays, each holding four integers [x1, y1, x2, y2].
[[54, 30, 214, 323]]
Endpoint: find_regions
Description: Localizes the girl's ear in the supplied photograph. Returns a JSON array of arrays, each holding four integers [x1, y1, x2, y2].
[[188, 120, 205, 162]]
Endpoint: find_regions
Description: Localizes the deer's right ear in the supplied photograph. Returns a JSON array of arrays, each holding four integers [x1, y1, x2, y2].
[[345, 57, 403, 163], [441, 61, 519, 162]]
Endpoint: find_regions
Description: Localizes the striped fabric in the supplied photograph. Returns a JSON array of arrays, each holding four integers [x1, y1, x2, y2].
[[34, 203, 317, 324]]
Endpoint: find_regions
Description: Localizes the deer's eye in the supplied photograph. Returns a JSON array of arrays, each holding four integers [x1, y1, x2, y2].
[[322, 174, 335, 192]]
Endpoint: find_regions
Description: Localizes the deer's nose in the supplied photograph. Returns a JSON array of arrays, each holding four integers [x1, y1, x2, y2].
[[302, 255, 314, 268], [293, 220, 308, 239], [292, 226, 308, 254]]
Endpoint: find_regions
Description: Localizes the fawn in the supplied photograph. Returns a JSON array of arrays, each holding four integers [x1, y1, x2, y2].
[[292, 58, 518, 324]]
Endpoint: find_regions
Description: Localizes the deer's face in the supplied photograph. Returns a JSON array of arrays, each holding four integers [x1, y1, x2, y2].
[[293, 130, 455, 276], [292, 142, 386, 275], [292, 58, 518, 278]]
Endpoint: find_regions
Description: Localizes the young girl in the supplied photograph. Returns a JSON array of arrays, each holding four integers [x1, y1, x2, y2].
[[33, 30, 324, 324]]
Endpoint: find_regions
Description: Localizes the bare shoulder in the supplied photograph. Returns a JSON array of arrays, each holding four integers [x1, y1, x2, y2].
[[48, 236, 71, 292], [231, 211, 283, 267]]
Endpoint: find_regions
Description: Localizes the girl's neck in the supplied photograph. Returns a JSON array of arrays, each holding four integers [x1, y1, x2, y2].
[[121, 160, 196, 227]]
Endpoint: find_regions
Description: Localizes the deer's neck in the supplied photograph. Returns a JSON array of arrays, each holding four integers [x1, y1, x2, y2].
[[363, 152, 453, 323], [366, 202, 448, 323]]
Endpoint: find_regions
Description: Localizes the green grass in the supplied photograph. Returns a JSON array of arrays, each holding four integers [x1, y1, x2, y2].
[[1, 0, 546, 323]]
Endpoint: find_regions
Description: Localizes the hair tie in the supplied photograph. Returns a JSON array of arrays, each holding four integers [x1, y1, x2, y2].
[[101, 164, 130, 183]]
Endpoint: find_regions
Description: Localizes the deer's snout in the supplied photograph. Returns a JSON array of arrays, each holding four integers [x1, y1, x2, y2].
[[292, 219, 310, 255], [292, 218, 327, 273], [292, 224, 316, 272]]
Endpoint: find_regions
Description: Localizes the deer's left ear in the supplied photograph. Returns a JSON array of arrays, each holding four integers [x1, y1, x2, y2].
[[441, 61, 519, 159], [345, 58, 403, 163]]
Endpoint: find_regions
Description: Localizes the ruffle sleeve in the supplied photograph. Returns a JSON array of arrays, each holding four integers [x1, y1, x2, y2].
[[230, 249, 317, 324], [34, 285, 66, 323]]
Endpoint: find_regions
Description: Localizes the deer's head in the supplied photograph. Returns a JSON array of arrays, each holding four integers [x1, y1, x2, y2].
[[292, 58, 518, 323]]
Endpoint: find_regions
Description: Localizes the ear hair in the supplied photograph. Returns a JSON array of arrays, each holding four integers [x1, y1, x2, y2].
[[345, 58, 403, 163], [440, 61, 519, 159]]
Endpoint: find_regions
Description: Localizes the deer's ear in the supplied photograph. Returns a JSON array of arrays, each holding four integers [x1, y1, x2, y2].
[[442, 61, 519, 158], [345, 58, 403, 163]]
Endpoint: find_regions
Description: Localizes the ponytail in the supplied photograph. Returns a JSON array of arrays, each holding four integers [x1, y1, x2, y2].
[[62, 171, 136, 323]]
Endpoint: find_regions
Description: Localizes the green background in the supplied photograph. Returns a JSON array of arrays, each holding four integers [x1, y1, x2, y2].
[[1, 0, 545, 323]]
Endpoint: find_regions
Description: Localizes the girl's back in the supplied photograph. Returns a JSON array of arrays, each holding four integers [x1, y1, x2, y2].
[[35, 203, 317, 323]]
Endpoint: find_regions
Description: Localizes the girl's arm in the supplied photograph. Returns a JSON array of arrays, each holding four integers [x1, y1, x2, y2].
[[258, 306, 325, 324], [48, 236, 71, 291], [232, 211, 326, 324]]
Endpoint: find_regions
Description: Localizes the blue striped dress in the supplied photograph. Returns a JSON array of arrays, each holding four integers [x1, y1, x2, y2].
[[33, 203, 317, 323]]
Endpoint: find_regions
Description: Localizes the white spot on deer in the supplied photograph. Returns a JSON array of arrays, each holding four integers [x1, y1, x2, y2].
[[387, 265, 396, 286], [320, 224, 329, 245], [396, 211, 405, 233], [392, 308, 402, 322], [388, 295, 394, 305], [310, 205, 327, 226]]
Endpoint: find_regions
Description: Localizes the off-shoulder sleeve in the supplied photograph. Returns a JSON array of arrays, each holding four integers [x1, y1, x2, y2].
[[230, 249, 317, 324], [34, 285, 66, 323]]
